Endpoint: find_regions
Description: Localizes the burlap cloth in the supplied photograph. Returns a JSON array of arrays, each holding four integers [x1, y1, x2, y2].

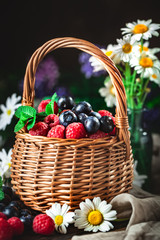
[[72, 185, 160, 240]]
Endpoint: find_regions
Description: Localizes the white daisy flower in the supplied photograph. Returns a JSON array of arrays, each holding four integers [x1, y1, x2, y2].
[[0, 148, 12, 180], [46, 202, 75, 234], [89, 45, 121, 72], [121, 19, 160, 41], [134, 41, 160, 59], [130, 53, 160, 79], [74, 197, 117, 233], [150, 70, 160, 86], [133, 160, 147, 188], [114, 34, 136, 62], [99, 77, 116, 107], [0, 93, 21, 131]]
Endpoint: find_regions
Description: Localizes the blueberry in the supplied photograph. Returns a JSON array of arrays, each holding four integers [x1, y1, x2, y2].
[[59, 110, 77, 127], [78, 113, 88, 123], [20, 209, 32, 217], [2, 186, 13, 198], [75, 101, 92, 115], [20, 215, 34, 230], [89, 111, 101, 120], [57, 96, 75, 110], [9, 201, 23, 211], [2, 205, 19, 219], [99, 116, 115, 133], [84, 116, 100, 134], [0, 203, 5, 211]]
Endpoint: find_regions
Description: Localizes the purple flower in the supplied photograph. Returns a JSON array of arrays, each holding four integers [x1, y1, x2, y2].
[[19, 56, 60, 98], [79, 52, 105, 79]]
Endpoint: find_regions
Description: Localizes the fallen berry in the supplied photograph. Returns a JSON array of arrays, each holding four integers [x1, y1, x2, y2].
[[66, 122, 87, 139], [44, 114, 59, 128], [38, 99, 51, 113], [47, 125, 65, 138], [8, 217, 24, 236], [0, 218, 13, 240], [29, 122, 49, 136], [33, 214, 55, 235], [0, 212, 7, 220], [89, 130, 106, 139]]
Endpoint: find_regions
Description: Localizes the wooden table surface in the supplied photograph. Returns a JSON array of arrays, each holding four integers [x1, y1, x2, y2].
[[14, 221, 128, 240]]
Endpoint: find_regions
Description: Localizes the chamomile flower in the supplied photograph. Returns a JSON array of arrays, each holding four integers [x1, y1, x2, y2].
[[0, 148, 12, 180], [133, 160, 147, 188], [99, 77, 116, 107], [0, 94, 21, 131], [121, 19, 160, 41], [46, 203, 75, 234], [130, 53, 160, 80], [74, 197, 117, 232], [114, 34, 136, 62], [134, 41, 160, 59], [89, 45, 121, 72], [150, 70, 160, 86]]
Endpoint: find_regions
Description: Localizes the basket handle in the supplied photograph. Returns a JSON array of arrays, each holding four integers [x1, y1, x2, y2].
[[22, 37, 130, 159]]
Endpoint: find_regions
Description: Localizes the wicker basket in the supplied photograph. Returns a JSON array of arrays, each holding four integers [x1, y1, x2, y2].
[[11, 37, 133, 212]]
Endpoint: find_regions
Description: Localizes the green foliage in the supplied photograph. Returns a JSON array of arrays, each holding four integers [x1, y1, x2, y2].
[[45, 92, 58, 115], [0, 177, 4, 201]]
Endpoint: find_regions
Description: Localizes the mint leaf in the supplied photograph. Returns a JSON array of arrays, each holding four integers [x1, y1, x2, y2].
[[15, 106, 36, 119], [0, 190, 4, 201], [45, 93, 58, 115], [14, 120, 26, 132], [27, 116, 36, 130]]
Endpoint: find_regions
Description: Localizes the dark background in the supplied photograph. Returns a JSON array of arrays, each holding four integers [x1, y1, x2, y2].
[[0, 0, 160, 101]]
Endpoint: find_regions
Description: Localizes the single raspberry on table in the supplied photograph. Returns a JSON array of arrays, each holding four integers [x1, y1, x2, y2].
[[0, 218, 13, 240], [44, 114, 60, 128], [8, 217, 24, 236], [29, 122, 49, 136], [0, 212, 7, 220], [33, 214, 55, 235], [47, 125, 65, 138], [66, 122, 87, 139], [38, 99, 51, 113], [98, 110, 113, 117], [89, 130, 107, 139]]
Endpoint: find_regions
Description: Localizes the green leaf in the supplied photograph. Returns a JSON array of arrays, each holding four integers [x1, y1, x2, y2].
[[15, 106, 36, 119], [0, 177, 3, 188], [45, 92, 58, 115], [27, 116, 36, 130], [0, 190, 4, 201], [36, 112, 47, 117], [14, 120, 26, 132]]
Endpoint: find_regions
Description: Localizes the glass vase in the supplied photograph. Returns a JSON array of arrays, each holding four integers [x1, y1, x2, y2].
[[128, 108, 153, 192]]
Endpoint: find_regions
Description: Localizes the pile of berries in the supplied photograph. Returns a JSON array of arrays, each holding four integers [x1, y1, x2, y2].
[[0, 186, 41, 239], [28, 96, 116, 139]]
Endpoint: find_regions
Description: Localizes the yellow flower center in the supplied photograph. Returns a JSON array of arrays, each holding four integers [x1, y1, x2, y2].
[[139, 45, 149, 52], [55, 215, 63, 226], [7, 109, 11, 116], [122, 43, 132, 54], [8, 163, 11, 168], [139, 57, 153, 68], [88, 210, 103, 225], [106, 51, 113, 57], [152, 74, 157, 79], [110, 86, 115, 96], [133, 24, 148, 34]]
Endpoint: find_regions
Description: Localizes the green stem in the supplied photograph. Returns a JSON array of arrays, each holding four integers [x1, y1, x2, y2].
[[141, 37, 144, 51]]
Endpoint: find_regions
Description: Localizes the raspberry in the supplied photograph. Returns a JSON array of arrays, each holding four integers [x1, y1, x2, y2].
[[44, 114, 59, 128], [98, 110, 113, 117], [0, 212, 7, 220], [89, 130, 106, 139], [47, 125, 65, 138], [38, 99, 51, 113], [0, 218, 13, 240], [53, 102, 59, 114], [66, 122, 87, 139], [8, 217, 24, 236], [29, 122, 49, 136], [33, 214, 55, 235]]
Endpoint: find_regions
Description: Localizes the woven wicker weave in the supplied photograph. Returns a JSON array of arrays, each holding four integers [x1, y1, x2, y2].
[[11, 37, 133, 212]]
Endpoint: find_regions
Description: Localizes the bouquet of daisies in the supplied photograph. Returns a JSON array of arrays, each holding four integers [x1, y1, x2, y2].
[[89, 19, 160, 109]]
